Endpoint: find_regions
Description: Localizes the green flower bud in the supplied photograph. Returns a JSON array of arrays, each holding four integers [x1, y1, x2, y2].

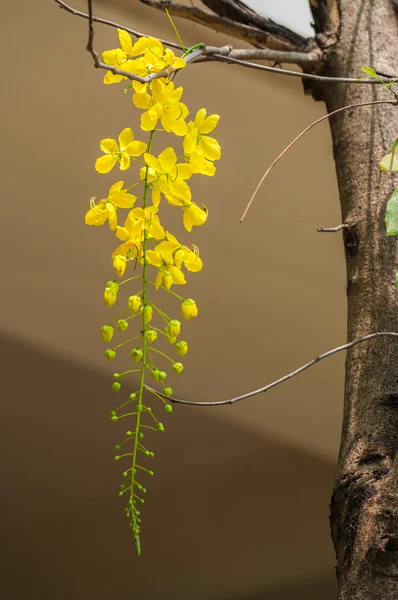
[[100, 325, 114, 342], [126, 431, 133, 436], [158, 371, 167, 381], [164, 387, 173, 398], [157, 422, 165, 432], [172, 362, 183, 374], [151, 369, 160, 382], [175, 341, 188, 356], [166, 335, 176, 344], [105, 349, 116, 360], [104, 282, 119, 307], [145, 330, 157, 344], [114, 444, 121, 451], [130, 348, 143, 362], [128, 295, 141, 313], [164, 404, 173, 413], [112, 382, 121, 392], [166, 320, 181, 338], [114, 455, 120, 461], [181, 298, 198, 320], [123, 471, 128, 477], [113, 373, 120, 379], [111, 415, 118, 421], [148, 470, 154, 476], [129, 393, 137, 400], [117, 319, 129, 332], [143, 305, 153, 324], [110, 410, 117, 417]]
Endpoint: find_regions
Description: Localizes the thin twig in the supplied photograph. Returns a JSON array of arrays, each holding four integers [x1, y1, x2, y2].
[[205, 53, 398, 84], [240, 98, 398, 221], [56, 0, 182, 49], [317, 224, 349, 233], [146, 332, 398, 407]]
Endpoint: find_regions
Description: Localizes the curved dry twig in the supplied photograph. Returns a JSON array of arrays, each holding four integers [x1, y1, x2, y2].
[[147, 332, 398, 407], [240, 98, 398, 221]]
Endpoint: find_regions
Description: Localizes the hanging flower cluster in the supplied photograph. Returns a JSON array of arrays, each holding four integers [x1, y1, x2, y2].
[[85, 30, 221, 555]]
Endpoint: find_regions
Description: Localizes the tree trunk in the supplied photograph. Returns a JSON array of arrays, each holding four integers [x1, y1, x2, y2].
[[319, 1, 398, 597]]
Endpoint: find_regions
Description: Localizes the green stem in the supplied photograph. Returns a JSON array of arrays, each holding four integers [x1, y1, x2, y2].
[[130, 129, 155, 552], [150, 347, 174, 363]]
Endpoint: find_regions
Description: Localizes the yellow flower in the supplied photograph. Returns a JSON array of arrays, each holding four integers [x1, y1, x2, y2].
[[113, 255, 127, 277], [184, 109, 221, 159], [95, 128, 147, 174], [183, 203, 208, 232], [103, 35, 186, 84], [154, 232, 203, 272], [181, 299, 198, 320], [134, 79, 189, 136], [128, 206, 165, 241], [144, 147, 192, 206], [146, 250, 186, 288], [85, 181, 136, 230]]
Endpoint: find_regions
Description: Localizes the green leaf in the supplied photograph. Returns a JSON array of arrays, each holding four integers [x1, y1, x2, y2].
[[361, 66, 376, 77], [380, 138, 398, 172], [385, 187, 398, 235]]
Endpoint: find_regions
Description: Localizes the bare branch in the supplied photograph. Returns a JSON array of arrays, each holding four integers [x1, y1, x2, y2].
[[56, 1, 398, 85], [138, 0, 307, 51], [317, 224, 349, 233], [240, 99, 398, 221], [147, 332, 398, 407]]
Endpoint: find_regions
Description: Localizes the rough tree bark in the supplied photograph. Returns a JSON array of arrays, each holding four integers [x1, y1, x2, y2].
[[318, 2, 398, 598], [140, 1, 398, 596]]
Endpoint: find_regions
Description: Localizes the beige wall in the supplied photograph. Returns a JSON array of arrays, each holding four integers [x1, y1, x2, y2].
[[0, 0, 344, 597]]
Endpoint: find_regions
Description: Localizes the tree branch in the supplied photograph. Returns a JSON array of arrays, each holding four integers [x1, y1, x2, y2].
[[56, 1, 398, 85], [240, 98, 398, 221], [147, 332, 398, 407], [199, 0, 310, 49], [138, 0, 310, 52]]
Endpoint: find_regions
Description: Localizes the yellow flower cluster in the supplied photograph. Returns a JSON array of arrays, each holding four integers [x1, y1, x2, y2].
[[84, 29, 221, 553]]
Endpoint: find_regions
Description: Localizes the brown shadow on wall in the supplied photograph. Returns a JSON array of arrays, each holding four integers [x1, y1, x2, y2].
[[0, 335, 337, 599]]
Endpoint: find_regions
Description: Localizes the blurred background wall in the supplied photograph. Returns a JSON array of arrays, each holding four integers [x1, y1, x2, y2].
[[0, 0, 346, 598]]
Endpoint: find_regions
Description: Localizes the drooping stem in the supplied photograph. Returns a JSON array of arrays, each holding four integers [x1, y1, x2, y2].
[[129, 128, 155, 555]]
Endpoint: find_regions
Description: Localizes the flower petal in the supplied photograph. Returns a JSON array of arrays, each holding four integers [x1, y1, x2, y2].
[[100, 138, 118, 154], [118, 127, 134, 151], [199, 114, 220, 134], [118, 29, 133, 55], [119, 153, 130, 171], [199, 136, 221, 161], [124, 140, 147, 157], [159, 147, 177, 173], [95, 155, 117, 174]]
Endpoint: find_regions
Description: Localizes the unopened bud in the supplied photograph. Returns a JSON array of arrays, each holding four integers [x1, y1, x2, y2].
[[166, 319, 181, 338], [143, 305, 153, 324], [128, 295, 141, 313], [164, 387, 172, 398], [117, 319, 129, 332], [105, 349, 116, 360], [112, 382, 121, 392], [181, 298, 198, 320], [151, 369, 160, 382], [145, 330, 157, 344], [113, 255, 127, 278], [172, 362, 183, 374], [164, 404, 173, 413], [175, 341, 188, 356], [131, 348, 143, 362], [100, 325, 114, 342]]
